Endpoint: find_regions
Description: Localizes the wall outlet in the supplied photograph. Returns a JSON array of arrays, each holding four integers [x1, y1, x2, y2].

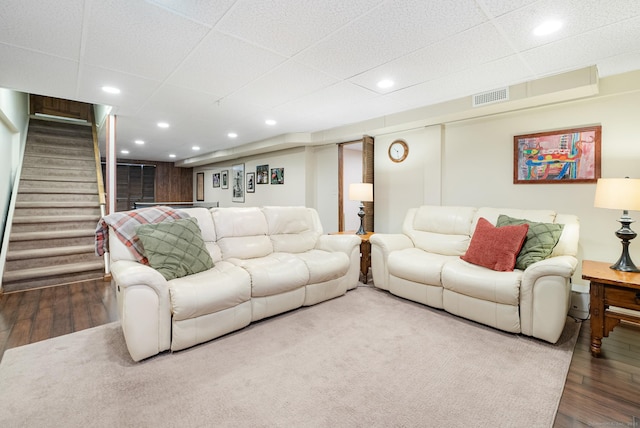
[[569, 290, 590, 320]]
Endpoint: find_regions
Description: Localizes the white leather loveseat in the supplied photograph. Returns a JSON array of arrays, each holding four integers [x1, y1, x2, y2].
[[106, 206, 361, 361], [370, 206, 579, 343]]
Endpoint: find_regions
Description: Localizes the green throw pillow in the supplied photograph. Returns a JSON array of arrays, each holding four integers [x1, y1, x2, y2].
[[496, 215, 564, 270], [136, 217, 213, 281]]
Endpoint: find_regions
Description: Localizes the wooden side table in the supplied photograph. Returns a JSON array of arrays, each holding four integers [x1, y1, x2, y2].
[[582, 260, 640, 357], [331, 231, 374, 280]]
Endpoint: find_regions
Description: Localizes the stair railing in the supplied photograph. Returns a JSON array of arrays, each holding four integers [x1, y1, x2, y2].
[[90, 107, 110, 280]]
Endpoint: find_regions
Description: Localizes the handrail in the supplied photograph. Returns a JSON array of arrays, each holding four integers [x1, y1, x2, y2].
[[90, 106, 109, 279]]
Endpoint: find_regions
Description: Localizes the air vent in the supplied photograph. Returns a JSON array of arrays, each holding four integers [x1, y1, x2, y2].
[[472, 87, 509, 107]]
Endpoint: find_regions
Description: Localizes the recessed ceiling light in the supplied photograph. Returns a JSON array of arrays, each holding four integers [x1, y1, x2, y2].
[[377, 79, 394, 89], [121, 149, 129, 154], [134, 139, 144, 145], [157, 122, 170, 128], [533, 20, 562, 36], [265, 119, 277, 126], [192, 146, 200, 151], [169, 154, 176, 158], [228, 132, 238, 138], [101, 86, 121, 94]]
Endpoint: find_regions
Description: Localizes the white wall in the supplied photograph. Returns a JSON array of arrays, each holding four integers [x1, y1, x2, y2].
[[371, 73, 640, 286], [195, 144, 340, 233]]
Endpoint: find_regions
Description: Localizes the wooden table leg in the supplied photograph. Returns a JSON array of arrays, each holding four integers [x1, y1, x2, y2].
[[590, 282, 604, 357]]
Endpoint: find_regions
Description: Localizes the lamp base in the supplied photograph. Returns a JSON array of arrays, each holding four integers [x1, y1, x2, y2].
[[610, 217, 640, 273], [356, 204, 366, 235]]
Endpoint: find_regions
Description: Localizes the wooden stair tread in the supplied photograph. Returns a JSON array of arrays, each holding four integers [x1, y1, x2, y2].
[[19, 187, 97, 194], [2, 260, 105, 283], [16, 201, 100, 208], [20, 175, 97, 183], [6, 245, 96, 261], [12, 215, 100, 224], [10, 229, 96, 241]]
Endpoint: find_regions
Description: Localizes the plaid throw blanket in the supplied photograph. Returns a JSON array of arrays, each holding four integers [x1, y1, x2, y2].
[[95, 206, 190, 264]]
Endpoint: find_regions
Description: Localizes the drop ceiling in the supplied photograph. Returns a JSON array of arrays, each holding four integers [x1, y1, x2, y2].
[[1, 0, 639, 163]]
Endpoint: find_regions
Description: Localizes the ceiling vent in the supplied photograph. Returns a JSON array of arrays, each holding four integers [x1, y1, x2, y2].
[[472, 87, 509, 107]]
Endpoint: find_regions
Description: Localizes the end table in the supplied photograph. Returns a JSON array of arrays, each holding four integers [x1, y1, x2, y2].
[[331, 231, 374, 281], [582, 259, 640, 357]]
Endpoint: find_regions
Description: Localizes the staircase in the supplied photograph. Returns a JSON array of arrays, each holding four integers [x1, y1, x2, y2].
[[2, 118, 105, 293]]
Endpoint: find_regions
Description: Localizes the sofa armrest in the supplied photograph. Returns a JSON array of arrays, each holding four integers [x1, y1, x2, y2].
[[370, 234, 414, 291], [519, 255, 578, 343], [110, 260, 172, 361], [316, 234, 361, 253]]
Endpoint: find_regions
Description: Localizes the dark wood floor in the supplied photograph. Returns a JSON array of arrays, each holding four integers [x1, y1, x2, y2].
[[1, 281, 639, 426]]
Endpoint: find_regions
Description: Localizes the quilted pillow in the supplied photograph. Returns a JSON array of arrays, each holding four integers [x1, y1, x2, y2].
[[136, 217, 214, 281], [461, 217, 529, 272], [496, 215, 564, 270]]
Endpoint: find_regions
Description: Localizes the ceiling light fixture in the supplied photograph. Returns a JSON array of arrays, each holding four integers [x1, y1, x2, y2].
[[121, 149, 129, 154], [228, 132, 238, 138], [157, 122, 170, 128], [134, 139, 144, 145], [377, 79, 394, 89], [169, 154, 176, 158], [101, 86, 121, 94], [192, 146, 200, 151], [265, 119, 277, 126], [533, 20, 562, 36]]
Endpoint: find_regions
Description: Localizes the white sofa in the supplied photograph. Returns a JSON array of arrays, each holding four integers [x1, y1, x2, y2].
[[370, 206, 580, 343], [107, 206, 361, 361]]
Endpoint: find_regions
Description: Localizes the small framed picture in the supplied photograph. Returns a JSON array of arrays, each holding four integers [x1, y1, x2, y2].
[[212, 172, 220, 188], [221, 170, 229, 189], [232, 163, 245, 203], [271, 167, 284, 185], [256, 164, 269, 184], [246, 172, 255, 193]]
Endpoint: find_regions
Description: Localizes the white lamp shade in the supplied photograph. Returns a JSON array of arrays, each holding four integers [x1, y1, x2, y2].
[[594, 178, 640, 211], [349, 183, 373, 202]]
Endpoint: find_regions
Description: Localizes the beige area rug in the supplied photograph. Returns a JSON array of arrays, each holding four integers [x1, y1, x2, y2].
[[0, 286, 580, 428]]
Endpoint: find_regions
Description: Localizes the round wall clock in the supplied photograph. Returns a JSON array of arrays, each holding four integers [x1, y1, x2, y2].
[[388, 139, 408, 163]]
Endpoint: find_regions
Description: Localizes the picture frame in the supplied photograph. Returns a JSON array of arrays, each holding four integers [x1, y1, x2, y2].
[[196, 172, 204, 201], [221, 170, 229, 189], [513, 125, 601, 184], [212, 172, 220, 188], [271, 167, 284, 185], [232, 163, 245, 203], [246, 172, 255, 193], [256, 164, 269, 184]]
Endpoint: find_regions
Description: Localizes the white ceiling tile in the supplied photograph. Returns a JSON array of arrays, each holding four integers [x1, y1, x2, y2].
[[216, 0, 384, 56], [82, 0, 209, 81], [226, 61, 338, 108], [295, 0, 487, 80], [475, 0, 538, 17], [146, 0, 237, 27], [167, 31, 287, 98], [521, 18, 640, 77], [495, 0, 640, 52], [77, 65, 162, 116], [0, 0, 84, 60], [597, 51, 640, 78], [349, 22, 514, 92], [0, 45, 79, 99]]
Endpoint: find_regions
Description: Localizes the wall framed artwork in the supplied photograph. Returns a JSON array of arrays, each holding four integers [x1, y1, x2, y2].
[[513, 125, 601, 184], [232, 163, 245, 202], [271, 167, 284, 184], [212, 172, 220, 188], [246, 172, 255, 193], [256, 164, 269, 184], [196, 172, 204, 201], [221, 170, 229, 189]]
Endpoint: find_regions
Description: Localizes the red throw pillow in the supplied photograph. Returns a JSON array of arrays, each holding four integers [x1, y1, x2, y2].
[[461, 217, 529, 272]]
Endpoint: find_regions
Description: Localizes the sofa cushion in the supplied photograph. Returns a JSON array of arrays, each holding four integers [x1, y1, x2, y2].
[[295, 250, 350, 283], [136, 217, 214, 281], [405, 206, 476, 256], [496, 215, 564, 270], [389, 248, 455, 286], [169, 261, 251, 321], [229, 253, 309, 297], [461, 217, 529, 272], [263, 206, 320, 253]]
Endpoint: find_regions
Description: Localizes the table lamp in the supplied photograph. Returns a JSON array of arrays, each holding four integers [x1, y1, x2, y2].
[[594, 177, 640, 272], [349, 183, 373, 235]]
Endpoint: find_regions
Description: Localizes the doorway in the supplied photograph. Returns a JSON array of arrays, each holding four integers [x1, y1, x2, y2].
[[338, 135, 374, 232]]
